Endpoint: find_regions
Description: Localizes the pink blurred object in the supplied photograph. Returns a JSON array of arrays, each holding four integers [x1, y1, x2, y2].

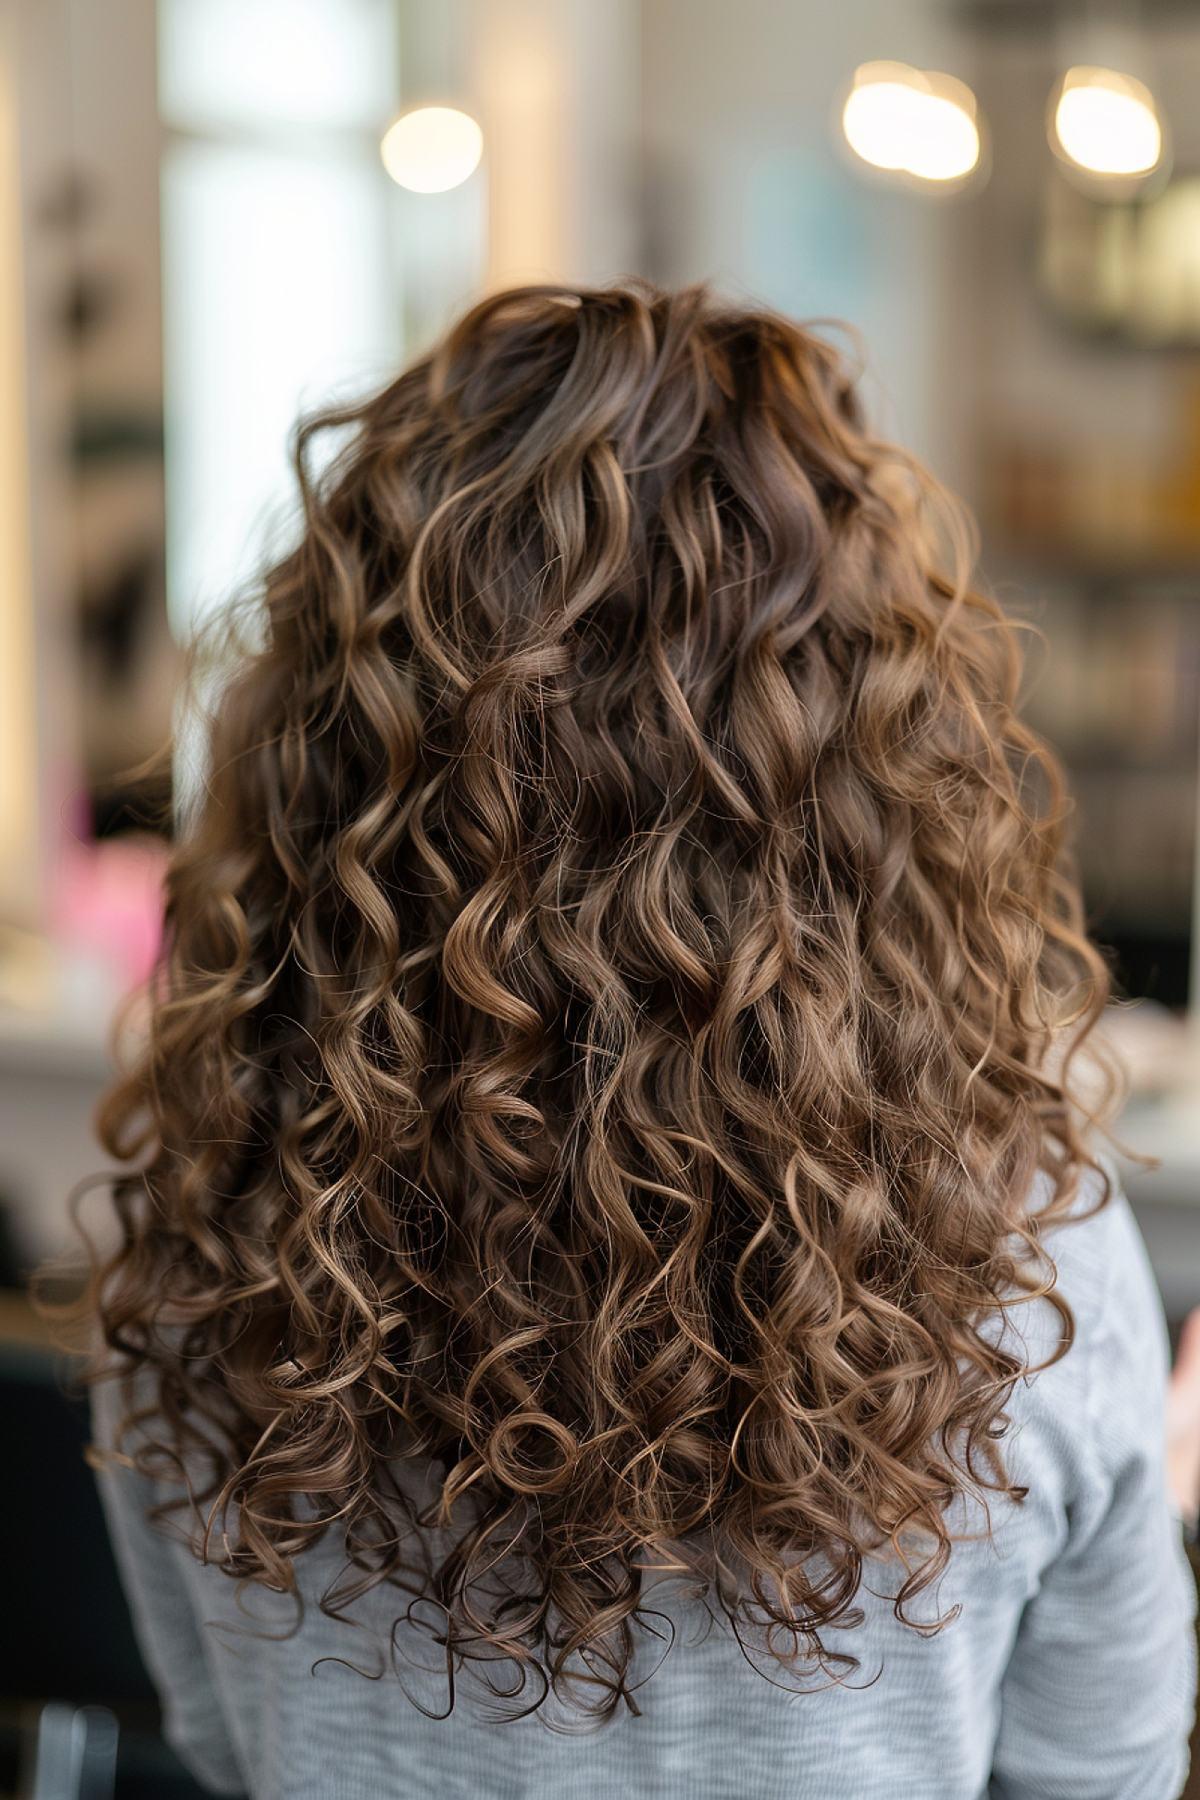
[[51, 830, 167, 994]]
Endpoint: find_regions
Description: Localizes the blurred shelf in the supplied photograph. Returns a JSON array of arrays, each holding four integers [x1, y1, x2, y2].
[[1057, 756, 1197, 776], [0, 1291, 56, 1349], [1120, 1093, 1200, 1200], [985, 545, 1200, 587], [0, 1006, 113, 1083]]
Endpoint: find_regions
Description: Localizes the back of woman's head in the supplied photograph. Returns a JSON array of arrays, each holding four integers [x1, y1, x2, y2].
[[90, 279, 1111, 1718]]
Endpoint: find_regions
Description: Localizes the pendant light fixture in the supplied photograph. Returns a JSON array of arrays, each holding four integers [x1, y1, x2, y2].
[[379, 5, 483, 196]]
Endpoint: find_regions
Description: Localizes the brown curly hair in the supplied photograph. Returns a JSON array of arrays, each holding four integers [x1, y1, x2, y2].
[[84, 280, 1113, 1721]]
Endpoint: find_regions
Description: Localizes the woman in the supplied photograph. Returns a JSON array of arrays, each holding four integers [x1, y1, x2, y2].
[[86, 282, 1196, 1798]]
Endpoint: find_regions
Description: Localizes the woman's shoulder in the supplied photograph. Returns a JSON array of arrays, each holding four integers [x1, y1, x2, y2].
[[1027, 1156, 1168, 1368], [997, 1155, 1172, 1501]]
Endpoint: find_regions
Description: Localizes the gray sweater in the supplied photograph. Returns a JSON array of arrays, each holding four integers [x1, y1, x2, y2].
[[92, 1175, 1197, 1799]]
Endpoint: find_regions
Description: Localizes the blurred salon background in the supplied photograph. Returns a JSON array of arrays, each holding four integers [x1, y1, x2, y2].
[[1, 0, 1199, 1793]]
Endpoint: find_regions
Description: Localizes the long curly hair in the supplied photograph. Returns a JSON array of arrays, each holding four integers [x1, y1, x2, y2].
[[84, 280, 1114, 1721]]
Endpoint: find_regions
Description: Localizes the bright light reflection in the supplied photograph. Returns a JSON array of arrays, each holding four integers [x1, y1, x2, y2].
[[380, 105, 483, 194], [843, 61, 980, 184], [1052, 66, 1163, 178]]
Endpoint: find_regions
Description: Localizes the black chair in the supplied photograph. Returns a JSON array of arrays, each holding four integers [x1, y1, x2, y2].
[[0, 1330, 245, 1798]]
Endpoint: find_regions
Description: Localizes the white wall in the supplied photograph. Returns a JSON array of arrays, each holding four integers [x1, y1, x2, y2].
[[465, 0, 642, 290], [0, 0, 78, 927], [640, 0, 971, 481]]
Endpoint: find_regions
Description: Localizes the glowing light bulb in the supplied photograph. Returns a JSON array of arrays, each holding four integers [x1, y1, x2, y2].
[[1051, 66, 1162, 178], [842, 61, 981, 185], [380, 105, 483, 194]]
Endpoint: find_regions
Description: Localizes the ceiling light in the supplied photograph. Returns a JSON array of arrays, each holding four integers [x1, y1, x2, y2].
[[1051, 66, 1162, 179], [842, 61, 981, 185], [380, 105, 483, 194]]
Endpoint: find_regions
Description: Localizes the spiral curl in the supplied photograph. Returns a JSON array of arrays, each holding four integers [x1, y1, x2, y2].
[[85, 281, 1113, 1720]]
